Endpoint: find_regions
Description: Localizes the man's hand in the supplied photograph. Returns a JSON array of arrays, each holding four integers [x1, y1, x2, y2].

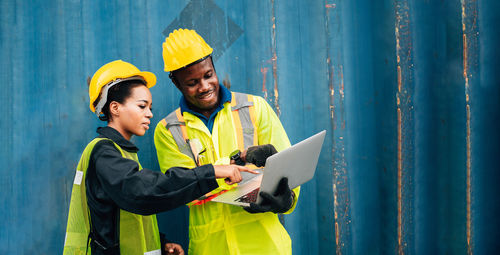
[[213, 165, 259, 185], [243, 144, 278, 167], [244, 177, 294, 214], [164, 242, 184, 255]]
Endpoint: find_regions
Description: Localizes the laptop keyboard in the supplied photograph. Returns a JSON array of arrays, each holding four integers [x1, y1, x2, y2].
[[235, 188, 260, 203]]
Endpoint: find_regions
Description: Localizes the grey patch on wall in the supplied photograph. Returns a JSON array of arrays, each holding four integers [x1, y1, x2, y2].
[[163, 0, 244, 61]]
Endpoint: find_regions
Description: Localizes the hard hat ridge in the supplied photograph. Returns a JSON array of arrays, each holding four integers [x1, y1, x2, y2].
[[162, 28, 213, 72]]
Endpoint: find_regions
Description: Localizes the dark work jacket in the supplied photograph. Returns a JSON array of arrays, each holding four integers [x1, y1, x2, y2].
[[86, 127, 218, 254]]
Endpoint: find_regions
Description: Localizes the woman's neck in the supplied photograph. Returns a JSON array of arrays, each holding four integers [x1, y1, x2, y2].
[[107, 122, 131, 140]]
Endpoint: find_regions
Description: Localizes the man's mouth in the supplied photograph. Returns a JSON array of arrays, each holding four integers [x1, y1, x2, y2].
[[198, 89, 216, 99]]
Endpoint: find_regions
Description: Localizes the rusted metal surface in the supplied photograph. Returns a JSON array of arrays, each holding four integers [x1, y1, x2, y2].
[[1, 0, 500, 254], [270, 0, 281, 116], [460, 1, 478, 252], [326, 0, 350, 254], [395, 0, 415, 253]]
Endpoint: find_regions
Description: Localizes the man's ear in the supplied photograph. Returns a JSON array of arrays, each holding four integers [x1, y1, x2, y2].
[[109, 101, 120, 117], [169, 73, 181, 90]]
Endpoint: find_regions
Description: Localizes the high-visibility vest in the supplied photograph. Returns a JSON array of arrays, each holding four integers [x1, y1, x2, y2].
[[63, 138, 161, 255], [155, 91, 297, 255], [160, 92, 257, 205]]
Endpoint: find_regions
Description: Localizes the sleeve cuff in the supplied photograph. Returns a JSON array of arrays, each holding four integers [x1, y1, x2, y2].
[[192, 164, 219, 194]]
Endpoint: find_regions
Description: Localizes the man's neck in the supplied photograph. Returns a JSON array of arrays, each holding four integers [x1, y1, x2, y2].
[[186, 101, 218, 119]]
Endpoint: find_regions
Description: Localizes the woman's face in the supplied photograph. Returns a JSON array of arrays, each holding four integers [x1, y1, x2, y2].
[[111, 85, 153, 140]]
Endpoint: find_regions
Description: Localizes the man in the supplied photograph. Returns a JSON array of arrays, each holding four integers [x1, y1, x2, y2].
[[154, 28, 300, 254]]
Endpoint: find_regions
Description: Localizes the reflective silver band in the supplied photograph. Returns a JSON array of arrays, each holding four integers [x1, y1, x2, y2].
[[232, 92, 255, 150], [164, 111, 195, 159]]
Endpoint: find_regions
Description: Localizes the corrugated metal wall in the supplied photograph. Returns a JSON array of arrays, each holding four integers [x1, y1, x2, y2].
[[1, 0, 499, 254]]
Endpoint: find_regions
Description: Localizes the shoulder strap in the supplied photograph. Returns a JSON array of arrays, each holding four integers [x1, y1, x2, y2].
[[230, 92, 257, 151], [161, 108, 197, 164]]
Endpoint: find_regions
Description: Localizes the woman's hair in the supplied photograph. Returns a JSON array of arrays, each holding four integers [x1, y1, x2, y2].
[[93, 80, 147, 122]]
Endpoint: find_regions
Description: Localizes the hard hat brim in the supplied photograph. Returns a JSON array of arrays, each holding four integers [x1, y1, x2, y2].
[[132, 71, 157, 88]]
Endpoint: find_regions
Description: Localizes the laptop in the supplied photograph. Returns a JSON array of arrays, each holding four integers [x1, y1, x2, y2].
[[211, 130, 326, 206]]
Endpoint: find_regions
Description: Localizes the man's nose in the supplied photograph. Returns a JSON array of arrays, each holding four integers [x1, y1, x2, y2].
[[199, 79, 211, 92]]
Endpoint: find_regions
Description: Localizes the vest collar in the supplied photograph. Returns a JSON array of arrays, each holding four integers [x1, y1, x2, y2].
[[96, 126, 139, 152]]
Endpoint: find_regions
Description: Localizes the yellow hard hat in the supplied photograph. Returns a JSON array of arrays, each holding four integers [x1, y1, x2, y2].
[[89, 60, 156, 114], [162, 28, 213, 72]]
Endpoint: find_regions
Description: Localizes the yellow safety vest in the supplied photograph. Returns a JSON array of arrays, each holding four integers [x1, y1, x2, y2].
[[63, 138, 161, 255], [154, 92, 300, 255]]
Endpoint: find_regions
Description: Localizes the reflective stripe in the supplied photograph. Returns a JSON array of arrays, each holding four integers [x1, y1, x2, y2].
[[144, 249, 161, 255], [73, 170, 83, 185], [64, 232, 89, 247], [231, 108, 245, 151], [163, 110, 195, 160], [231, 92, 256, 150]]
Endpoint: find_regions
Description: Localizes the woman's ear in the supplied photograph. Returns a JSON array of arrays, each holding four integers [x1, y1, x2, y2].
[[109, 101, 120, 118]]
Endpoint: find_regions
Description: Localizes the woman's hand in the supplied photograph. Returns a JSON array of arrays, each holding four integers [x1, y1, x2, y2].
[[213, 165, 259, 185], [164, 242, 184, 255]]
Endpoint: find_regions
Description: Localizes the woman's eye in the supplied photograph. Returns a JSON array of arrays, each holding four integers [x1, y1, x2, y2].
[[139, 105, 146, 109]]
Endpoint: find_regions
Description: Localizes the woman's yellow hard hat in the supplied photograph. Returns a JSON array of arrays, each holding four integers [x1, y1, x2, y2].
[[88, 60, 156, 114], [162, 29, 213, 72]]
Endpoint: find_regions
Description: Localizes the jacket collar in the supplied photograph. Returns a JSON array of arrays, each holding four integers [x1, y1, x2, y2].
[[96, 126, 139, 152]]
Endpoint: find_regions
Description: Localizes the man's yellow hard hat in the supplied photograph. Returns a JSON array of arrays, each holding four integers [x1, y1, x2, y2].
[[162, 29, 213, 72], [88, 60, 156, 114]]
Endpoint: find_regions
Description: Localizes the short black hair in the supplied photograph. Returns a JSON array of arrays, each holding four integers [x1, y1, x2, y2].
[[169, 55, 215, 85]]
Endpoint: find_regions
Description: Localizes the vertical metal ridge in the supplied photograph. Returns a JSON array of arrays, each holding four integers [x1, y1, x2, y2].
[[397, 107, 403, 254], [270, 0, 280, 116], [395, 9, 404, 255], [460, 0, 478, 253], [395, 0, 415, 253], [325, 1, 349, 254]]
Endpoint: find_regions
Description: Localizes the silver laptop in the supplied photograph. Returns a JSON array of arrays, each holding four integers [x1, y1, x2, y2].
[[211, 130, 326, 206]]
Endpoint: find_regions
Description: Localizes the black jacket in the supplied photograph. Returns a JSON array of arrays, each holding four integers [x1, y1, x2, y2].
[[86, 127, 218, 254]]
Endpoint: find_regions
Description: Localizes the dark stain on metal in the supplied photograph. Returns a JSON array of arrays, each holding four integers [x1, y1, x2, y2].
[[222, 74, 231, 89], [163, 0, 243, 61]]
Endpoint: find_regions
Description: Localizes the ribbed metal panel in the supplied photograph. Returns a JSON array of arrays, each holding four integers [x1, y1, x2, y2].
[[1, 0, 499, 254]]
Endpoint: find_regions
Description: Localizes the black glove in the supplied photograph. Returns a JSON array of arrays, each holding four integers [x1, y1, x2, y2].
[[244, 177, 294, 214], [245, 144, 278, 167]]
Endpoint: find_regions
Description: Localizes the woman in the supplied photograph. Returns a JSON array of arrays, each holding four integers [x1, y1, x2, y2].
[[63, 60, 254, 255]]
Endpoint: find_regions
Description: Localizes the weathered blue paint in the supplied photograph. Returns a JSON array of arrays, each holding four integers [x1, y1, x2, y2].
[[1, 0, 499, 254]]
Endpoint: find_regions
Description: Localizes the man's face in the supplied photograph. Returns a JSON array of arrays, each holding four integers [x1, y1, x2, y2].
[[173, 57, 220, 114]]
